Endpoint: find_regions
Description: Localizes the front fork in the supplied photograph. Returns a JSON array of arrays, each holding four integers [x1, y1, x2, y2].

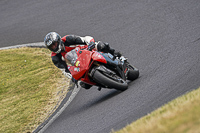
[[118, 56, 130, 80]]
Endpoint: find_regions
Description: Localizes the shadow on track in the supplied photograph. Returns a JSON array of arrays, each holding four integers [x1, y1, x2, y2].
[[86, 78, 141, 109], [87, 89, 122, 107], [62, 89, 123, 121]]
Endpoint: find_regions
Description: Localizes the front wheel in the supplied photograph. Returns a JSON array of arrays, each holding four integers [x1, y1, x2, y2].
[[93, 70, 128, 91]]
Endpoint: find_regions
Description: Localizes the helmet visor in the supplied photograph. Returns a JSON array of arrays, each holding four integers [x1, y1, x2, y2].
[[48, 42, 59, 52], [49, 42, 58, 51]]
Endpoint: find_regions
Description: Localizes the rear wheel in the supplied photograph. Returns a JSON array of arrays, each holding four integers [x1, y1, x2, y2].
[[127, 65, 139, 81], [93, 70, 128, 91]]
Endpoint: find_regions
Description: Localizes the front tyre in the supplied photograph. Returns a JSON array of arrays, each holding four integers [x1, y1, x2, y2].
[[93, 70, 128, 91]]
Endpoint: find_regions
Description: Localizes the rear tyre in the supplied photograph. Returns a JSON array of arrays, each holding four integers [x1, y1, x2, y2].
[[127, 65, 139, 81], [93, 70, 128, 91]]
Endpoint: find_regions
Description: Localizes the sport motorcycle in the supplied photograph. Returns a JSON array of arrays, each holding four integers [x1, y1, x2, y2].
[[67, 45, 139, 91]]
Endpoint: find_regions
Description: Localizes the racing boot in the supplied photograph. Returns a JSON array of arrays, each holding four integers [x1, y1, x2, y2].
[[97, 41, 122, 58], [109, 47, 122, 58]]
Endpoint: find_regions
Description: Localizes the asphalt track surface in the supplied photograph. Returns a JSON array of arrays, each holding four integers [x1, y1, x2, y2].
[[1, 0, 200, 133]]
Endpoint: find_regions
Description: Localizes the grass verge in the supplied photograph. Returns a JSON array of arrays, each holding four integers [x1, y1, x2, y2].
[[0, 47, 70, 133], [114, 87, 200, 133]]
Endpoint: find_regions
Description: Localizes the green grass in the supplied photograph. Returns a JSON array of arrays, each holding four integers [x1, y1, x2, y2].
[[0, 48, 69, 133], [114, 87, 200, 133]]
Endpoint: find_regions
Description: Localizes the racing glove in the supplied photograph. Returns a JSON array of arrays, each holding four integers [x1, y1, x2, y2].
[[71, 77, 79, 88]]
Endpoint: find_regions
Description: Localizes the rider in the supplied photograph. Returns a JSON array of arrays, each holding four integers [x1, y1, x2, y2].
[[44, 32, 121, 89]]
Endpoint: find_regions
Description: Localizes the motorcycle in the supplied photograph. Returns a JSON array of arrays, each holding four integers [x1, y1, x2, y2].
[[66, 44, 139, 91]]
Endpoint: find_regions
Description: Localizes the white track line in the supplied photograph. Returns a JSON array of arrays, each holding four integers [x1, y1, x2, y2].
[[38, 83, 81, 133], [0, 42, 45, 50]]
